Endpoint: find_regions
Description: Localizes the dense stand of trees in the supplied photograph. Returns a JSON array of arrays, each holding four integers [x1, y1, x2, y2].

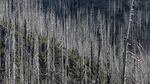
[[0, 0, 150, 84]]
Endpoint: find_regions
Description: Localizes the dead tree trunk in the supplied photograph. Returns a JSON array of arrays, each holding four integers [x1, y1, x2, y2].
[[122, 0, 135, 84]]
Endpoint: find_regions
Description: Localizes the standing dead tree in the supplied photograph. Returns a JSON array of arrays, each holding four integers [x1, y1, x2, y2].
[[122, 0, 135, 84]]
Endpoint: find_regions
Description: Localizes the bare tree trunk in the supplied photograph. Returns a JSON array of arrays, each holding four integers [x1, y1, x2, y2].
[[5, 29, 11, 84], [33, 35, 40, 84], [95, 29, 101, 84], [122, 0, 135, 84], [20, 27, 24, 84], [11, 21, 16, 84]]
